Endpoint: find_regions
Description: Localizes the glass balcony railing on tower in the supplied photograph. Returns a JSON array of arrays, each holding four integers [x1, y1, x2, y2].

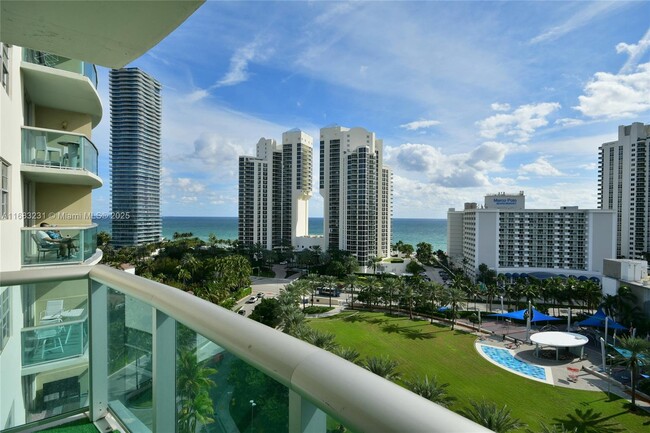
[[21, 225, 98, 266], [22, 127, 99, 174], [22, 313, 88, 367], [22, 48, 98, 88]]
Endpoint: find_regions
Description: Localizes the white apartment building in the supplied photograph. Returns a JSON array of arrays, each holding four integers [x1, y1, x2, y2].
[[0, 2, 203, 428], [598, 122, 650, 260], [319, 126, 392, 265], [602, 259, 650, 317], [448, 192, 616, 280], [238, 130, 313, 250]]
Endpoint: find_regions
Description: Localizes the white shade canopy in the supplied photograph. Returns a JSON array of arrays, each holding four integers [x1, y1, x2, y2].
[[530, 331, 588, 348]]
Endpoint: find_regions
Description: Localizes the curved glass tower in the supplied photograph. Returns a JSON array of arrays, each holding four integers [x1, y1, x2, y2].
[[109, 68, 162, 247]]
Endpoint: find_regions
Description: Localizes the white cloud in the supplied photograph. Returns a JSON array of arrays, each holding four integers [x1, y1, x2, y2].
[[388, 141, 506, 188], [477, 102, 561, 143], [530, 2, 626, 44], [215, 40, 271, 87], [617, 26, 650, 73], [518, 157, 564, 176], [490, 102, 511, 112], [399, 119, 441, 131], [555, 118, 584, 127], [574, 62, 650, 119], [178, 178, 206, 193]]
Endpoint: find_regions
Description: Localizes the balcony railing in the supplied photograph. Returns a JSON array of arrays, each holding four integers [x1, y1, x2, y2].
[[22, 225, 98, 266], [22, 48, 98, 88], [0, 265, 489, 432], [22, 127, 99, 175], [21, 314, 88, 367]]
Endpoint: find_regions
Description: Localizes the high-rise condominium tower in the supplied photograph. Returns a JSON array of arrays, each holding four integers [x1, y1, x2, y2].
[[320, 126, 392, 264], [598, 122, 650, 260], [238, 129, 313, 249], [110, 68, 162, 247]]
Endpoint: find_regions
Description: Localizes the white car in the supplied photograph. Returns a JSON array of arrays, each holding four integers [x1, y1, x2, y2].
[[246, 296, 257, 304]]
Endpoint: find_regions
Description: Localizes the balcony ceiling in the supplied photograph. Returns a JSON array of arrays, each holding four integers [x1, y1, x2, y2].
[[1, 0, 204, 68]]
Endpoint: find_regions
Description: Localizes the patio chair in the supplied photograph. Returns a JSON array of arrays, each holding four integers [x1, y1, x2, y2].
[[40, 299, 64, 322], [32, 233, 60, 261]]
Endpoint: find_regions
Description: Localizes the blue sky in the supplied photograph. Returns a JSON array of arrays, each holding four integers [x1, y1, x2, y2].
[[90, 1, 650, 218]]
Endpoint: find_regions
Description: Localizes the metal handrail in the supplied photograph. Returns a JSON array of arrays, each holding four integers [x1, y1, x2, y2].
[[89, 265, 489, 433]]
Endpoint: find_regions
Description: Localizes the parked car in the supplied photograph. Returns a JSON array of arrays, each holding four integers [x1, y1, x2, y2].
[[237, 309, 246, 316], [257, 292, 265, 298], [246, 296, 257, 304]]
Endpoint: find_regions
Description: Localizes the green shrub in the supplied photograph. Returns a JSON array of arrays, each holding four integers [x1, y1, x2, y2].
[[304, 306, 335, 314]]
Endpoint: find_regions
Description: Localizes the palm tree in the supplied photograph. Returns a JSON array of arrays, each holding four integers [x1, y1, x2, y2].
[[424, 281, 444, 324], [461, 400, 523, 433], [302, 328, 339, 351], [344, 274, 357, 309], [365, 276, 380, 311], [177, 350, 217, 433], [405, 375, 455, 408], [363, 355, 400, 381], [382, 277, 400, 315], [613, 336, 650, 409], [367, 255, 382, 274], [333, 347, 361, 364], [322, 275, 338, 307], [444, 283, 466, 331]]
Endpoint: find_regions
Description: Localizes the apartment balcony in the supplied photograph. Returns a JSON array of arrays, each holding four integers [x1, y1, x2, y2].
[[21, 49, 102, 127], [21, 225, 99, 267], [21, 313, 88, 368], [23, 49, 98, 88], [21, 127, 102, 188], [0, 266, 487, 432]]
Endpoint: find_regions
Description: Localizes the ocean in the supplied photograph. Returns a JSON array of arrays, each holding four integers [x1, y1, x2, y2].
[[95, 217, 448, 251]]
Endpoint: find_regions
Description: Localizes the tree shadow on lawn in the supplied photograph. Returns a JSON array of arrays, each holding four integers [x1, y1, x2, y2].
[[380, 323, 436, 340], [342, 312, 390, 325], [553, 406, 648, 432]]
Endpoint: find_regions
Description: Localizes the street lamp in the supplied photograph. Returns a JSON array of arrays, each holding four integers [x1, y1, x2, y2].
[[250, 399, 256, 432]]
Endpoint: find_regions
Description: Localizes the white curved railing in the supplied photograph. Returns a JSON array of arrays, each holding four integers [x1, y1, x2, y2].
[[89, 265, 488, 433], [0, 265, 489, 432]]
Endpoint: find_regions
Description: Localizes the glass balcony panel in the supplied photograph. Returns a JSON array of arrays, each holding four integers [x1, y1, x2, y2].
[[22, 127, 99, 175], [0, 279, 90, 430], [22, 225, 98, 266], [107, 288, 153, 432], [176, 324, 290, 433], [22, 318, 88, 366], [23, 48, 98, 88]]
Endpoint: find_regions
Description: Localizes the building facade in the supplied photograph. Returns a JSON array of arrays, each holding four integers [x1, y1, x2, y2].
[[109, 68, 162, 247], [0, 2, 203, 428], [598, 122, 650, 261], [448, 192, 616, 280], [238, 130, 313, 250], [320, 126, 392, 265]]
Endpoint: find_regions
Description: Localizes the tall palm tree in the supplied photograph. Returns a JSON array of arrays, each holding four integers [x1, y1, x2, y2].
[[445, 282, 466, 330], [363, 355, 400, 381], [460, 400, 523, 433], [425, 282, 444, 324], [344, 274, 357, 309], [177, 350, 217, 433], [382, 277, 400, 315], [613, 336, 650, 409], [365, 276, 380, 311], [405, 375, 455, 408]]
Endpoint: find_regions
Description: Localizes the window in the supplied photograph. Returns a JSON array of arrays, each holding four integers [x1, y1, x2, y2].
[[1, 160, 8, 219], [1, 43, 8, 91], [0, 288, 9, 352]]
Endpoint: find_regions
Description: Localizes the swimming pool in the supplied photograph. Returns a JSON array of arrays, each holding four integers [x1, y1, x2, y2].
[[478, 344, 552, 384]]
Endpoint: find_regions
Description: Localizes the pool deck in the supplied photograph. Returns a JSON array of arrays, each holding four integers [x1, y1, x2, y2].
[[476, 335, 650, 411]]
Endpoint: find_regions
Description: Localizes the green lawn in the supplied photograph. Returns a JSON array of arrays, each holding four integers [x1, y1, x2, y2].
[[309, 311, 650, 433]]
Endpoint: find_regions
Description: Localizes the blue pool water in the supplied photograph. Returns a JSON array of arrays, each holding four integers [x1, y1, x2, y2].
[[480, 345, 547, 381]]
